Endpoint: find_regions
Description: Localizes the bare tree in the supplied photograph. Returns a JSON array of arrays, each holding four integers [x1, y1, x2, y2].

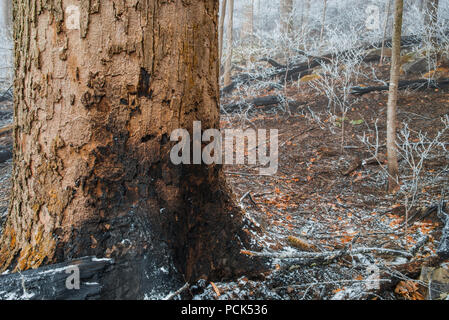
[[301, 0, 311, 39], [219, 0, 227, 68], [280, 0, 293, 37], [380, 0, 392, 65], [386, 0, 404, 193], [320, 0, 328, 43], [224, 0, 234, 86], [0, 0, 12, 38], [241, 0, 254, 40], [425, 0, 439, 45]]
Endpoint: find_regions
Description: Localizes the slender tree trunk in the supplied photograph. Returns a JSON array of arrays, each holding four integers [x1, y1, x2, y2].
[[223, 0, 234, 87], [301, 0, 311, 42], [386, 0, 404, 193], [241, 0, 254, 40], [319, 0, 328, 43], [280, 0, 293, 37], [0, 0, 261, 299], [425, 0, 439, 45], [1, 0, 12, 38], [380, 0, 392, 65], [218, 0, 227, 70]]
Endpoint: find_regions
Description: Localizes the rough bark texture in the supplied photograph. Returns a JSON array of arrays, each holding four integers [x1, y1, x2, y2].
[[386, 0, 403, 193], [0, 0, 263, 299], [223, 0, 233, 87]]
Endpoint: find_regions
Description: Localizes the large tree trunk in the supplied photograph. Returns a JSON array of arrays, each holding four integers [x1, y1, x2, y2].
[[386, 0, 403, 193], [0, 0, 262, 299], [223, 0, 234, 87]]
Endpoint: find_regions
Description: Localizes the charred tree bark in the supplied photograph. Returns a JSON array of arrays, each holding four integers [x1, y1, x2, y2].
[[386, 0, 403, 193], [0, 0, 263, 299]]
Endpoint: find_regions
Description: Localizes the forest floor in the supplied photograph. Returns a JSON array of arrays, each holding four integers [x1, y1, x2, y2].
[[0, 61, 448, 300], [194, 62, 449, 300]]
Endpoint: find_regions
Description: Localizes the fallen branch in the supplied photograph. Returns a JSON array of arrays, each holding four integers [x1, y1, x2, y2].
[[163, 282, 190, 300], [243, 246, 413, 262]]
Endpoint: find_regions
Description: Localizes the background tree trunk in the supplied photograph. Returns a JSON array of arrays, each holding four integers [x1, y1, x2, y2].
[[386, 0, 404, 193], [241, 0, 254, 40], [380, 0, 392, 65], [223, 0, 234, 86], [0, 0, 261, 299], [218, 0, 227, 72], [319, 0, 328, 43], [425, 0, 439, 45], [301, 0, 311, 39], [0, 0, 12, 38], [280, 0, 293, 37]]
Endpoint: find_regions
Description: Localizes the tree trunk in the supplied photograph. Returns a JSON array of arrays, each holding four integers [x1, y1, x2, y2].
[[280, 0, 293, 37], [0, 0, 262, 299], [301, 0, 311, 39], [425, 0, 439, 45], [319, 0, 328, 43], [223, 0, 234, 87], [218, 0, 227, 70], [386, 0, 403, 193], [241, 0, 254, 40], [0, 0, 12, 38], [380, 0, 392, 65]]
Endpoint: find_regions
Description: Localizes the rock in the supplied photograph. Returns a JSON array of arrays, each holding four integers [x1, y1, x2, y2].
[[419, 265, 449, 300]]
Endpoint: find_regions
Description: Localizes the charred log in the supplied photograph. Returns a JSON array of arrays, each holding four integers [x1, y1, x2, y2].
[[351, 78, 449, 95]]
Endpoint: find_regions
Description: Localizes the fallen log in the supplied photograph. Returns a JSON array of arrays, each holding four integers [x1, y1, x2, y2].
[[0, 256, 114, 300], [0, 147, 12, 164], [222, 95, 305, 113], [222, 95, 285, 112], [350, 78, 449, 95]]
